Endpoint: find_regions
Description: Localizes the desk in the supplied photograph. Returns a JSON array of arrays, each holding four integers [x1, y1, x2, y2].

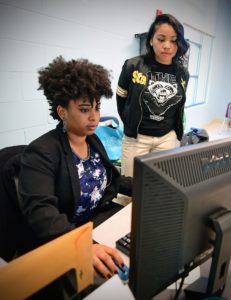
[[86, 202, 231, 300]]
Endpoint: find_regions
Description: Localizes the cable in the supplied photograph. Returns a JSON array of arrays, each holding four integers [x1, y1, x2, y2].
[[172, 276, 186, 300]]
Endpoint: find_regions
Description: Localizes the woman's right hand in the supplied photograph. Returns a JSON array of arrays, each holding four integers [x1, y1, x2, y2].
[[92, 244, 124, 278]]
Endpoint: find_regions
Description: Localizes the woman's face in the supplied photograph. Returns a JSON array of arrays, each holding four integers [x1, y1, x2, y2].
[[150, 23, 178, 65], [58, 98, 100, 137]]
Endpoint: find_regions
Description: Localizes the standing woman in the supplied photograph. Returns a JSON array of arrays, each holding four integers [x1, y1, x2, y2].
[[116, 14, 189, 177]]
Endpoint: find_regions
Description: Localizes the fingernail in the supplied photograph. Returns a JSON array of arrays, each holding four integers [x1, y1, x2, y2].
[[114, 270, 118, 274], [107, 274, 112, 279]]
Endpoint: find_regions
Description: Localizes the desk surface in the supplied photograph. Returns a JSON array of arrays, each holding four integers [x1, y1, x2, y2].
[[90, 202, 231, 300]]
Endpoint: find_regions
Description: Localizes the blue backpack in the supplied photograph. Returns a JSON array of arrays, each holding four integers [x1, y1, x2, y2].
[[95, 119, 123, 161]]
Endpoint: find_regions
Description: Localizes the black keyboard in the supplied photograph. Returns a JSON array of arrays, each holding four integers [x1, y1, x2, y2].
[[116, 232, 131, 256]]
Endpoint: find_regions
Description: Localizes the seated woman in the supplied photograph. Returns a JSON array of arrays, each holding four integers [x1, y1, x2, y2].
[[18, 56, 132, 298]]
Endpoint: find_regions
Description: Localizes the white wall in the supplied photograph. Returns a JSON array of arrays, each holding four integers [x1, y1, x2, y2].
[[0, 0, 231, 148], [185, 0, 231, 128]]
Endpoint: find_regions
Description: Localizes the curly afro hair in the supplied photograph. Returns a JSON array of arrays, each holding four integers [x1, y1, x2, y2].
[[38, 56, 113, 120]]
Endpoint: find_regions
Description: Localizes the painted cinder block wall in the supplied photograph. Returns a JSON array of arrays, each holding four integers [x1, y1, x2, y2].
[[0, 0, 231, 148]]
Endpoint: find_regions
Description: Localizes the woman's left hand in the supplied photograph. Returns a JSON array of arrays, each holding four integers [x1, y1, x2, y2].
[[92, 244, 124, 279]]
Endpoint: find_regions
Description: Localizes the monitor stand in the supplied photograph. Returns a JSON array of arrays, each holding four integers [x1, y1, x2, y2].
[[184, 208, 231, 299]]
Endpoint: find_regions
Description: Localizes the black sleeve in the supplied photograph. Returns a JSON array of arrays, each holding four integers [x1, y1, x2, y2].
[[18, 143, 74, 244], [183, 67, 190, 91], [116, 59, 132, 121], [117, 175, 133, 197]]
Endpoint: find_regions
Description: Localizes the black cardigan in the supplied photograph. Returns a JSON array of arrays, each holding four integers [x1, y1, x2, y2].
[[19, 122, 132, 250], [116, 55, 189, 141]]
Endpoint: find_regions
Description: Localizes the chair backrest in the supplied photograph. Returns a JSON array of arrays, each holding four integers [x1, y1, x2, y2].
[[0, 145, 27, 261], [100, 115, 119, 127], [0, 222, 93, 300]]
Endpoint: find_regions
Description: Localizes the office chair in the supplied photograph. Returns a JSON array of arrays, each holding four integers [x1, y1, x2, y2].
[[99, 115, 119, 127], [0, 222, 94, 300], [0, 145, 27, 261]]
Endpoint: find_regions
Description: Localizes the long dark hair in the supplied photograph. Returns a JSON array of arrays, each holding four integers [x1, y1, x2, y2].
[[145, 14, 189, 66]]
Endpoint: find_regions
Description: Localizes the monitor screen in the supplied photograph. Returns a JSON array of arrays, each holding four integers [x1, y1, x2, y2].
[[129, 138, 231, 300]]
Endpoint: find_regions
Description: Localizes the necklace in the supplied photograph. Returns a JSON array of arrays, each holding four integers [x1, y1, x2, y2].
[[72, 143, 90, 161]]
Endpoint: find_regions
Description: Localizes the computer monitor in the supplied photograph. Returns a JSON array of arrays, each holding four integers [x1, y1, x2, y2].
[[129, 138, 231, 300]]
